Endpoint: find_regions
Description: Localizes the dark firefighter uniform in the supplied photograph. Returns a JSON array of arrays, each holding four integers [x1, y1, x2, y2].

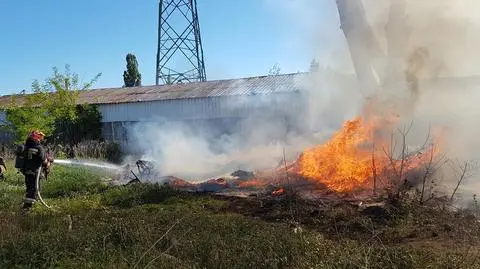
[[21, 131, 48, 213]]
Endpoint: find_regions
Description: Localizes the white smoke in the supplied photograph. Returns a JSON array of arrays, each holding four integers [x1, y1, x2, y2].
[[343, 0, 480, 205], [129, 114, 310, 180], [262, 0, 480, 205], [127, 0, 480, 206], [363, 0, 480, 206], [131, 119, 230, 179], [127, 81, 321, 180]]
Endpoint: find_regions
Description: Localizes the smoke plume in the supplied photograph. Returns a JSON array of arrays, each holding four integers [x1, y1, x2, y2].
[[331, 0, 480, 204], [128, 89, 317, 180], [128, 0, 480, 206], [374, 0, 480, 204]]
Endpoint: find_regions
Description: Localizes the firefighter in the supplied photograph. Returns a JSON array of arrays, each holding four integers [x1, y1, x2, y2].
[[21, 130, 51, 214]]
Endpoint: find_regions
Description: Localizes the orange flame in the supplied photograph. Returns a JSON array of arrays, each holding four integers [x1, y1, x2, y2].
[[237, 179, 268, 188], [272, 188, 285, 196], [294, 113, 441, 193]]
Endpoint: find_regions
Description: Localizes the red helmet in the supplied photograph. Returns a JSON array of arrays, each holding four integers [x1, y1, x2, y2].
[[29, 130, 45, 142]]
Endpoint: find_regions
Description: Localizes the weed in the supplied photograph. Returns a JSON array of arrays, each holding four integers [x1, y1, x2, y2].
[[40, 164, 109, 198], [70, 140, 123, 163], [0, 160, 479, 268], [101, 183, 182, 208]]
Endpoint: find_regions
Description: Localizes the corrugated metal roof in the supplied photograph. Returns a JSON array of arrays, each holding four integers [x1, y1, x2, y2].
[[0, 72, 309, 108]]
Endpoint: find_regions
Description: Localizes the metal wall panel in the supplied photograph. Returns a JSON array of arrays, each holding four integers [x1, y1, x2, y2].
[[98, 92, 305, 123], [97, 92, 307, 152]]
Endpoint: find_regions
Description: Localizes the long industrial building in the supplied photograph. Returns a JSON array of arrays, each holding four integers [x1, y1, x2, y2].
[[0, 73, 313, 150], [1, 70, 474, 153]]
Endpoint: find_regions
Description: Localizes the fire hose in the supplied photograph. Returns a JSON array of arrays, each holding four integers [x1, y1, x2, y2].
[[35, 166, 53, 209]]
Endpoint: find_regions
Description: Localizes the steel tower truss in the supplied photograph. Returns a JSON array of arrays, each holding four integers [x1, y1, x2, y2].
[[156, 0, 207, 85]]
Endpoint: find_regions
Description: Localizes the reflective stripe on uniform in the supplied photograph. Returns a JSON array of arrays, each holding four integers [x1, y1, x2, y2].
[[23, 197, 36, 203]]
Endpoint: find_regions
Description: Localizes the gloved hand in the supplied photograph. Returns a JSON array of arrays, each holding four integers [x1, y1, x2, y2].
[[42, 164, 51, 180], [42, 159, 52, 171]]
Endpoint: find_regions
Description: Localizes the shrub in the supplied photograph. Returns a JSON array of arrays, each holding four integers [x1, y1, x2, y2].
[[71, 140, 123, 163], [0, 143, 16, 161], [105, 141, 122, 163]]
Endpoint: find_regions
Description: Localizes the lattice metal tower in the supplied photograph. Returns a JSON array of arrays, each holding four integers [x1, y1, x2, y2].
[[156, 0, 206, 85]]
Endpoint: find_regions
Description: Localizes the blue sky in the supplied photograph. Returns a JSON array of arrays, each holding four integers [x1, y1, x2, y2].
[[0, 0, 352, 95]]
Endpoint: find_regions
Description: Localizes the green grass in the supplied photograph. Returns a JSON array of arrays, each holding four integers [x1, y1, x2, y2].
[[0, 161, 480, 268]]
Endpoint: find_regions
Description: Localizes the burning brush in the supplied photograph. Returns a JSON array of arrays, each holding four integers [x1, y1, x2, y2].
[[117, 106, 442, 201]]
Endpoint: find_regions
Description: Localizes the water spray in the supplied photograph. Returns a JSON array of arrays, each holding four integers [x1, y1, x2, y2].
[[32, 159, 123, 211], [53, 159, 123, 171]]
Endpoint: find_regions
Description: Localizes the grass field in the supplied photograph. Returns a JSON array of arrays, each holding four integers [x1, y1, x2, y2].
[[1, 162, 480, 268]]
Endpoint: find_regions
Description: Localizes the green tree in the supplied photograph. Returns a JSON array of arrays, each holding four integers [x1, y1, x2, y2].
[[4, 65, 102, 143], [54, 104, 103, 146], [268, 63, 281, 76], [123, 53, 142, 87], [44, 65, 101, 145], [4, 92, 54, 143]]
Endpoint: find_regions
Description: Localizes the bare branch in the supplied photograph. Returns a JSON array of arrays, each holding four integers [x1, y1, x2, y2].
[[396, 120, 414, 137], [398, 126, 409, 184], [450, 161, 469, 202], [372, 143, 377, 195], [420, 143, 436, 204], [390, 131, 397, 158], [133, 217, 184, 269], [143, 227, 193, 269], [418, 144, 449, 204], [382, 146, 399, 181], [419, 123, 432, 151], [283, 147, 290, 186]]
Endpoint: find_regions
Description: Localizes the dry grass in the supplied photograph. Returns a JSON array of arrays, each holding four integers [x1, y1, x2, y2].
[[0, 160, 480, 268]]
